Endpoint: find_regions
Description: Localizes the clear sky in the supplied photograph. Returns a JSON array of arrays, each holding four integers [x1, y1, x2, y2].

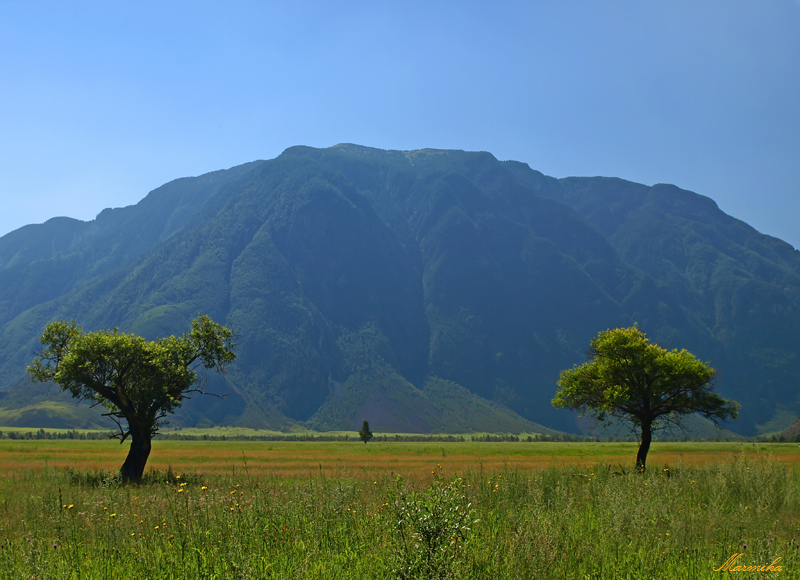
[[2, 1, 799, 248]]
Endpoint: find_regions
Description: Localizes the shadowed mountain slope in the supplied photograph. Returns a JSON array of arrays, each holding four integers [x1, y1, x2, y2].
[[1, 145, 797, 435]]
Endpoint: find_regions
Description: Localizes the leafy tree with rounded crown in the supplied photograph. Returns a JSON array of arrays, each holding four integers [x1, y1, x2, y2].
[[28, 315, 236, 482], [359, 420, 373, 444], [552, 326, 739, 470]]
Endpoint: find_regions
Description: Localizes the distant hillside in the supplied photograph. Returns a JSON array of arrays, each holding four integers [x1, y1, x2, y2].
[[1, 144, 798, 435]]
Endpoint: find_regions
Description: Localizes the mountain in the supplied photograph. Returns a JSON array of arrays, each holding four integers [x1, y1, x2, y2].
[[1, 144, 798, 435]]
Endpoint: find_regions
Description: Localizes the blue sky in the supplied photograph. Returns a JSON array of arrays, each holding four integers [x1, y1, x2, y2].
[[2, 1, 799, 248]]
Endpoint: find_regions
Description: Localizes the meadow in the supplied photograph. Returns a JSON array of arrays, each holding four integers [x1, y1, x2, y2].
[[0, 438, 798, 579]]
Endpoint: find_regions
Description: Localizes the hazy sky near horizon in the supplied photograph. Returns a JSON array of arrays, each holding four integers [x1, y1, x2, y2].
[[2, 1, 799, 247]]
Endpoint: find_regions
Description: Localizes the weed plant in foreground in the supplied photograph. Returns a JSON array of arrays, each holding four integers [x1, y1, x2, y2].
[[0, 452, 798, 579]]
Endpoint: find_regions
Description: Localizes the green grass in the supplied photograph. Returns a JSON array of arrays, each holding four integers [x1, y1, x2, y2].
[[1, 438, 797, 478], [0, 442, 798, 578]]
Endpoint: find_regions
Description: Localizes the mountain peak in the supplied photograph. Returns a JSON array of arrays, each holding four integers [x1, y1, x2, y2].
[[0, 146, 797, 436]]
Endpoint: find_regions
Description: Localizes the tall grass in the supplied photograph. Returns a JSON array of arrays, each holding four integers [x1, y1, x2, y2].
[[0, 451, 798, 579]]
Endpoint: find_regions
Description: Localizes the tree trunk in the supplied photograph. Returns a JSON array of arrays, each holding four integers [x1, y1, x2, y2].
[[636, 422, 652, 472], [120, 430, 152, 482]]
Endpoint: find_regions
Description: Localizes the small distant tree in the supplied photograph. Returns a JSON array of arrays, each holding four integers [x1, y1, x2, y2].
[[552, 326, 739, 471], [28, 315, 236, 482], [359, 420, 373, 444]]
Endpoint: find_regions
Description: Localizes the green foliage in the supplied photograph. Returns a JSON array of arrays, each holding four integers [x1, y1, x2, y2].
[[390, 471, 476, 579], [28, 316, 235, 438], [554, 326, 739, 468], [359, 420, 373, 444], [554, 327, 738, 428], [27, 315, 235, 480]]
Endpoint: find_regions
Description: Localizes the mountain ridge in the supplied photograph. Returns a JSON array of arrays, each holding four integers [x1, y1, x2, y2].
[[1, 144, 797, 436]]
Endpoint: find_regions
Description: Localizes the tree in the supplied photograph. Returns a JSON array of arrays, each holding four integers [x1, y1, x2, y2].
[[28, 315, 236, 482], [552, 326, 738, 470], [359, 420, 373, 444]]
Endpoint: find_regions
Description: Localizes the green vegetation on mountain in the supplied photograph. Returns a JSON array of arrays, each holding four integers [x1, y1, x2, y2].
[[0, 145, 797, 435]]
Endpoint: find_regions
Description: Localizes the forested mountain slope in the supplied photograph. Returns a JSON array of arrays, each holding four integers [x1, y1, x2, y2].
[[1, 145, 796, 435]]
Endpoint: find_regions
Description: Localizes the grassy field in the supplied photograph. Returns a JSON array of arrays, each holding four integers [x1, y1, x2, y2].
[[0, 439, 798, 578], [0, 437, 797, 480]]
